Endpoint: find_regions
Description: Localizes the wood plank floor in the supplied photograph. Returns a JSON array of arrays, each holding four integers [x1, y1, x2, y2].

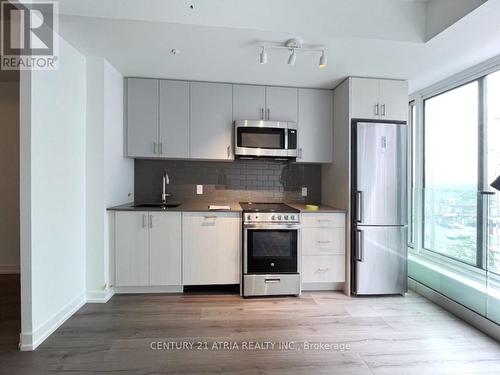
[[1, 290, 499, 374]]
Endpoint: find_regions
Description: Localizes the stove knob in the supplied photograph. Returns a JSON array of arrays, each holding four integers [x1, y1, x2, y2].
[[247, 215, 252, 221], [291, 215, 295, 221], [284, 215, 289, 220], [271, 215, 275, 221], [277, 215, 282, 220]]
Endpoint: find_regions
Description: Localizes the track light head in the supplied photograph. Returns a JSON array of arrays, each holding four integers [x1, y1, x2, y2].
[[260, 46, 267, 64], [319, 50, 327, 68], [287, 49, 296, 66]]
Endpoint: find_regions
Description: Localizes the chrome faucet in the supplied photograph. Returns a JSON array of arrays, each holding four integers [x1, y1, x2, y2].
[[162, 171, 171, 205]]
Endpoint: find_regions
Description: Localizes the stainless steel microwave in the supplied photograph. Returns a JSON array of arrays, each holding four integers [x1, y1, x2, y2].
[[234, 120, 297, 159]]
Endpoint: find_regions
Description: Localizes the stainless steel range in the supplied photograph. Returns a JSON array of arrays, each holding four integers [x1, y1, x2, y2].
[[240, 203, 301, 297]]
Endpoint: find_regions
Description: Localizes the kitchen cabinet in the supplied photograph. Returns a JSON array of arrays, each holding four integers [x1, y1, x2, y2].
[[182, 212, 240, 285], [350, 78, 408, 121], [126, 78, 159, 158], [297, 89, 333, 163], [159, 80, 190, 158], [232, 84, 298, 122], [301, 212, 346, 290], [233, 84, 266, 121], [266, 86, 298, 122], [190, 82, 234, 160], [115, 211, 182, 287]]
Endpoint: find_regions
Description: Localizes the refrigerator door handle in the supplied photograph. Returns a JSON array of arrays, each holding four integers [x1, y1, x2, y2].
[[356, 191, 363, 223], [355, 229, 364, 262]]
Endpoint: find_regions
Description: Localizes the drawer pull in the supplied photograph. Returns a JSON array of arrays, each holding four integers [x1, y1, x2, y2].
[[317, 219, 332, 223], [317, 240, 332, 244], [204, 216, 218, 220], [264, 278, 281, 283], [317, 268, 331, 272]]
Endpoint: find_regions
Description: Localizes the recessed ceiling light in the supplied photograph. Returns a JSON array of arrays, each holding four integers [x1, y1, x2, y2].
[[170, 49, 180, 55]]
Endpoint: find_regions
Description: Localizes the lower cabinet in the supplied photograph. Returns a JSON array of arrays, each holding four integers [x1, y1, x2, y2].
[[115, 211, 182, 287], [182, 212, 241, 285], [301, 212, 346, 290]]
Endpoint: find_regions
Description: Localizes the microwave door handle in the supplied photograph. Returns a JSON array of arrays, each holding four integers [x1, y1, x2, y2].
[[284, 128, 289, 151]]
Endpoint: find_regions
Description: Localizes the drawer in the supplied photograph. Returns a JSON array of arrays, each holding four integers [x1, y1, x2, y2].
[[243, 274, 300, 297], [301, 213, 345, 228], [302, 227, 345, 255], [302, 255, 345, 283]]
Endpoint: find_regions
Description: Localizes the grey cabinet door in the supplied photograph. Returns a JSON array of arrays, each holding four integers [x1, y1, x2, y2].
[[297, 89, 333, 163], [266, 86, 298, 122], [190, 82, 233, 160], [159, 80, 190, 158], [233, 84, 266, 121], [127, 78, 159, 157]]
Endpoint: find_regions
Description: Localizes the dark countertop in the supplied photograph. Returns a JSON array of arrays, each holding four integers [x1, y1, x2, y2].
[[108, 201, 345, 214], [286, 203, 347, 214], [107, 201, 243, 212]]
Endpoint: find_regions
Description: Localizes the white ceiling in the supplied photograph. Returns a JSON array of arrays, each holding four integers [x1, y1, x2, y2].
[[52, 0, 500, 92]]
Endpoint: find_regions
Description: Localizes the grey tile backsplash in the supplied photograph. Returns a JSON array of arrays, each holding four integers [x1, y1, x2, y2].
[[134, 159, 321, 204]]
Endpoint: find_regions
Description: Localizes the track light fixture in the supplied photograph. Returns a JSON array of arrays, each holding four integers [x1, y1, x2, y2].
[[258, 38, 327, 68], [260, 46, 267, 64], [287, 49, 296, 66]]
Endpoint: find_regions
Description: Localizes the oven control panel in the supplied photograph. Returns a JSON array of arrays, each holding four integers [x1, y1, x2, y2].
[[244, 212, 300, 223]]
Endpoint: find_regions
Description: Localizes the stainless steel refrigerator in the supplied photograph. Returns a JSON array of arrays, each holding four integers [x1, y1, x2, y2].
[[352, 121, 408, 295]]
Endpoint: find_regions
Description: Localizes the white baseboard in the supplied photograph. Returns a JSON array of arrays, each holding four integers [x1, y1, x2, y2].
[[0, 264, 20, 274], [19, 293, 86, 351], [86, 288, 115, 303], [302, 282, 344, 291], [409, 278, 500, 341], [114, 285, 183, 294]]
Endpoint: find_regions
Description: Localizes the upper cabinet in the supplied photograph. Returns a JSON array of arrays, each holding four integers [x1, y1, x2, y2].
[[233, 84, 298, 123], [190, 82, 234, 160], [233, 84, 266, 121], [126, 79, 189, 158], [266, 86, 298, 122], [159, 80, 190, 158], [350, 78, 408, 122], [297, 89, 333, 163], [126, 78, 159, 158]]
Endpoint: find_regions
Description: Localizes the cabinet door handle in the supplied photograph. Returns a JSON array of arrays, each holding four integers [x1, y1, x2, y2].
[[374, 103, 379, 116], [264, 278, 280, 283], [227, 145, 231, 158], [317, 240, 332, 244], [317, 268, 331, 272], [149, 214, 153, 228], [356, 191, 363, 223], [260, 108, 264, 120], [317, 219, 331, 223], [298, 148, 303, 159], [266, 108, 270, 120], [159, 142, 163, 155], [142, 214, 147, 228], [381, 104, 386, 116], [204, 215, 218, 220], [153, 142, 158, 154]]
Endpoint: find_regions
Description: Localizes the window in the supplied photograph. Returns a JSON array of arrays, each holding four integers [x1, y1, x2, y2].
[[423, 82, 479, 265], [408, 101, 416, 247]]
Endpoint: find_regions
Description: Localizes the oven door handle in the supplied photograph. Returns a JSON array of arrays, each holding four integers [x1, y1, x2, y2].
[[244, 224, 300, 230]]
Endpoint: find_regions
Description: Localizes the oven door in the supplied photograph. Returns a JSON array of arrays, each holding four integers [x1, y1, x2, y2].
[[244, 224, 298, 274], [234, 120, 289, 158]]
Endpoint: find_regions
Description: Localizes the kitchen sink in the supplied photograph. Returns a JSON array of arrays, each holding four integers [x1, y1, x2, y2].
[[133, 203, 181, 208]]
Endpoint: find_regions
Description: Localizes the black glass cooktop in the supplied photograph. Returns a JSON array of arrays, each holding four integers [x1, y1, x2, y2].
[[239, 202, 299, 213]]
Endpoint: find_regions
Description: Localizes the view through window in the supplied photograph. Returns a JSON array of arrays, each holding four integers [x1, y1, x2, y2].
[[424, 82, 479, 265]]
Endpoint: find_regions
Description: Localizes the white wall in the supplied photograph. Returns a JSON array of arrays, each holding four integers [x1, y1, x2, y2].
[[86, 57, 133, 301], [0, 81, 20, 273], [20, 34, 87, 350]]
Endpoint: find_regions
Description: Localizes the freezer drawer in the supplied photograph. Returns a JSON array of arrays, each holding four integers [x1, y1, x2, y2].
[[243, 274, 300, 297], [353, 122, 407, 226], [353, 226, 407, 295]]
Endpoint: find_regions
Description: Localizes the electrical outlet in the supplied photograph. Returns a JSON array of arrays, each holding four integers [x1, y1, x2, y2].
[[196, 185, 203, 195], [301, 187, 308, 197]]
